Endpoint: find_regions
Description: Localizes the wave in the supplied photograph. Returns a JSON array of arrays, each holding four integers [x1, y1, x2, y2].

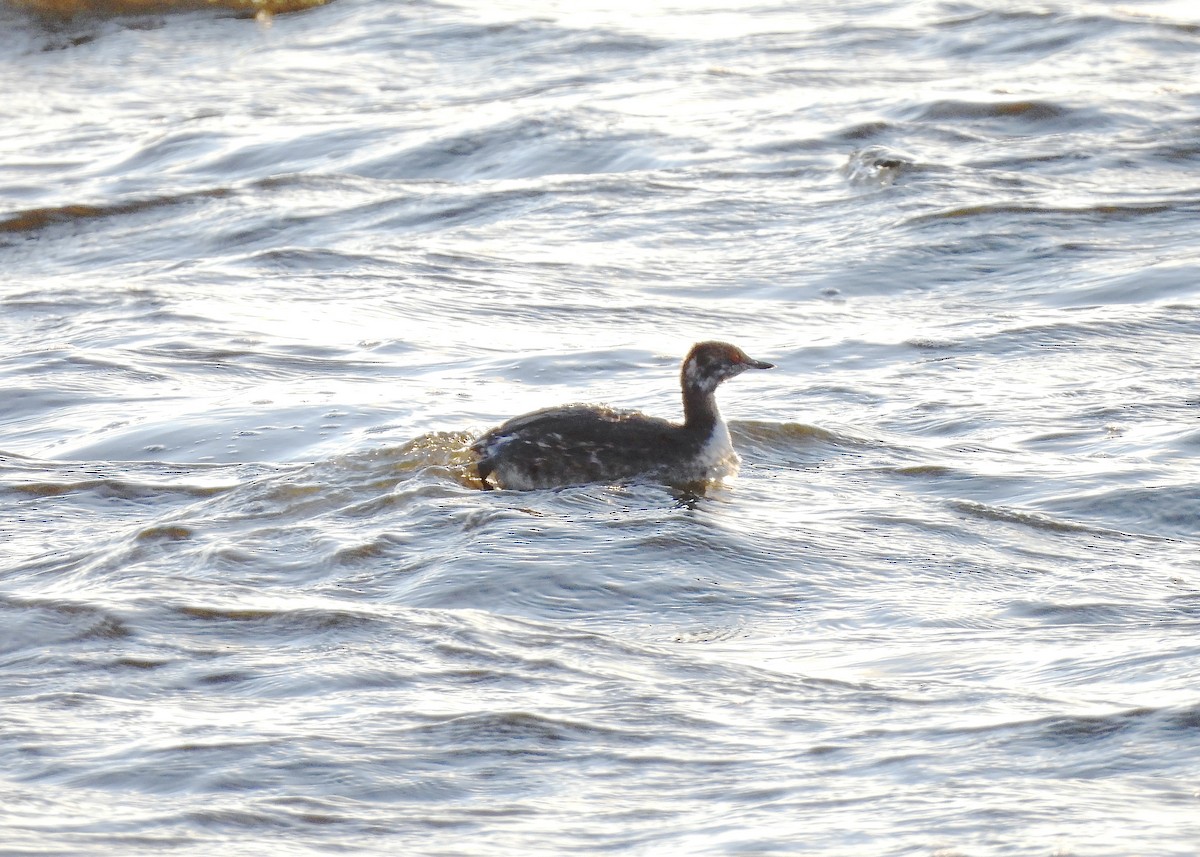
[[0, 187, 231, 235], [8, 0, 330, 18]]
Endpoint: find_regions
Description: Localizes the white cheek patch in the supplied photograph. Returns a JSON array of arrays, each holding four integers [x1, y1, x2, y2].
[[684, 359, 719, 392]]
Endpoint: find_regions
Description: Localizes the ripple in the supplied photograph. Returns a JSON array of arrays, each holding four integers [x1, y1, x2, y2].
[[11, 0, 329, 18], [0, 595, 134, 655], [170, 603, 388, 639], [0, 188, 232, 237], [350, 111, 674, 182], [907, 98, 1079, 125], [946, 499, 1106, 535], [843, 145, 917, 187], [1037, 484, 1200, 539], [906, 198, 1198, 226]]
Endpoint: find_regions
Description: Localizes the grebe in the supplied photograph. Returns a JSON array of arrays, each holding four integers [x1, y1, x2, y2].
[[471, 341, 773, 490]]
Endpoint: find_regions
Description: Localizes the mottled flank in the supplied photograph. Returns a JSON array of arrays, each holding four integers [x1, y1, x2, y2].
[[472, 406, 741, 490]]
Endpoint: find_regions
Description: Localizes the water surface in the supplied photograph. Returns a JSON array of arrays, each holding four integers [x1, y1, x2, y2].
[[2, 0, 1199, 853]]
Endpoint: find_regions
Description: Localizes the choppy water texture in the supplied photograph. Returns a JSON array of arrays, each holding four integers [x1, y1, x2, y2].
[[3, 0, 1200, 853]]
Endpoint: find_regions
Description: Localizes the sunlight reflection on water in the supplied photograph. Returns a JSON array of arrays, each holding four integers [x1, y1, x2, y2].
[[2, 0, 1200, 853]]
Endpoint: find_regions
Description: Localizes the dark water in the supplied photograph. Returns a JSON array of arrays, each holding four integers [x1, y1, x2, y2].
[[3, 0, 1200, 853]]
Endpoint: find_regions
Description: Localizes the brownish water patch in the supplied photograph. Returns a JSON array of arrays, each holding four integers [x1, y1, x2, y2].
[[8, 0, 330, 18]]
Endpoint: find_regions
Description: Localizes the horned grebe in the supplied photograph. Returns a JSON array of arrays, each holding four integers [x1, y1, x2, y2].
[[471, 341, 773, 490]]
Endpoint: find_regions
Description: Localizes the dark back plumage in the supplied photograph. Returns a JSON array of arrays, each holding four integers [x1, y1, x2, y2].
[[472, 342, 772, 490]]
